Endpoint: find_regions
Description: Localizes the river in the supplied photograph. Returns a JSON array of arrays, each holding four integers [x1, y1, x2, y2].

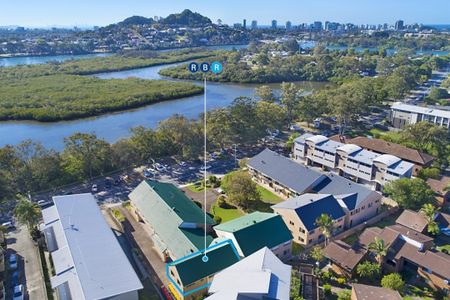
[[0, 49, 328, 150]]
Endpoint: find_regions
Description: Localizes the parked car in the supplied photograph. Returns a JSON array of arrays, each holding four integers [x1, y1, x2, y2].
[[37, 200, 52, 208], [104, 180, 112, 189], [200, 165, 212, 171], [9, 254, 18, 270], [12, 284, 24, 300], [154, 163, 166, 172], [1, 221, 15, 230], [91, 184, 98, 193], [11, 271, 20, 286], [143, 169, 152, 178]]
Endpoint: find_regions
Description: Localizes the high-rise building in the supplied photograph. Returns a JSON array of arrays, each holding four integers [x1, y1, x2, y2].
[[313, 21, 323, 32], [286, 21, 292, 30], [251, 20, 258, 30], [243, 19, 247, 29], [395, 20, 404, 30], [271, 20, 277, 29]]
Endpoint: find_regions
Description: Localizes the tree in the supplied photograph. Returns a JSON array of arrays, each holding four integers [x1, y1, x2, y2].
[[421, 203, 440, 235], [368, 237, 387, 266], [62, 133, 113, 180], [417, 167, 441, 180], [356, 261, 381, 278], [255, 101, 286, 131], [400, 122, 448, 156], [286, 133, 301, 150], [206, 108, 233, 148], [296, 94, 326, 127], [310, 245, 324, 263], [383, 178, 435, 210], [281, 82, 302, 124], [315, 213, 334, 246], [282, 39, 299, 53], [381, 273, 405, 291], [254, 85, 276, 102], [256, 52, 269, 66], [14, 196, 41, 231], [221, 171, 261, 210]]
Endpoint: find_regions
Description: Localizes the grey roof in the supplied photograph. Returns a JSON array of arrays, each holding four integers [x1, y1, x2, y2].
[[43, 194, 142, 300], [337, 144, 362, 155], [247, 148, 326, 194], [348, 149, 379, 164], [294, 133, 315, 144], [207, 247, 292, 300], [272, 194, 346, 231], [312, 173, 381, 210], [373, 154, 401, 166]]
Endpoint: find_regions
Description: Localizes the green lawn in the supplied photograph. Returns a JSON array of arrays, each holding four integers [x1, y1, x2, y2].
[[186, 181, 211, 193], [257, 185, 283, 204], [210, 202, 244, 223], [436, 244, 450, 254]]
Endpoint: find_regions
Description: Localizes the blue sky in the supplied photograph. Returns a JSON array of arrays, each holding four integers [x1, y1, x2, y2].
[[2, 0, 449, 27]]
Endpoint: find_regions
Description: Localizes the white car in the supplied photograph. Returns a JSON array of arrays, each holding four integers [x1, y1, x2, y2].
[[91, 184, 98, 193], [1, 221, 15, 230], [154, 163, 166, 172], [13, 284, 24, 300], [9, 254, 18, 270], [200, 165, 212, 171]]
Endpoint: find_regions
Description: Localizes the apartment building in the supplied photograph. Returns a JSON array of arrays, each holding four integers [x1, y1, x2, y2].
[[293, 134, 414, 190], [41, 194, 143, 300], [272, 194, 346, 247], [389, 102, 450, 129], [248, 149, 382, 231]]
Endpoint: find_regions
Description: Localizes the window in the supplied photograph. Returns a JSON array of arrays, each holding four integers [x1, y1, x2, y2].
[[177, 279, 181, 285], [284, 250, 288, 255], [299, 228, 305, 233], [299, 237, 305, 242], [361, 205, 365, 210], [289, 221, 294, 225], [309, 229, 315, 234], [170, 270, 175, 276]]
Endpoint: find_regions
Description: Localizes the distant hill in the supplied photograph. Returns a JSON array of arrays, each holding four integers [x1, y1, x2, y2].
[[119, 16, 153, 26], [161, 9, 211, 26]]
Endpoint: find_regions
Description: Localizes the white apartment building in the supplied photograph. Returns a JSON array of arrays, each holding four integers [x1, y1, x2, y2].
[[389, 102, 450, 129], [293, 134, 414, 190]]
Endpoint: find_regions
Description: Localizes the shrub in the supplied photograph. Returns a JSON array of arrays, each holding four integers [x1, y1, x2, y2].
[[337, 290, 351, 300], [217, 195, 228, 208], [213, 215, 222, 224], [337, 277, 346, 285], [323, 284, 332, 295], [381, 273, 405, 291]]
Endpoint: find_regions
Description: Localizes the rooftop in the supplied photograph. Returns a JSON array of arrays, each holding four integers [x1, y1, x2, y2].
[[207, 247, 292, 300], [352, 283, 402, 300], [324, 241, 367, 272], [43, 194, 143, 300], [247, 148, 326, 194], [214, 212, 292, 257], [272, 194, 346, 231], [395, 209, 428, 233], [391, 102, 450, 118], [172, 242, 240, 286], [335, 136, 435, 166]]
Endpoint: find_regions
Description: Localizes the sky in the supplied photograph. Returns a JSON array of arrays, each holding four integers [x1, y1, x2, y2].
[[1, 0, 449, 27]]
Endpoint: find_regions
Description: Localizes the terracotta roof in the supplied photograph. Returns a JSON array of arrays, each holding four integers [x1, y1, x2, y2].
[[323, 240, 367, 272], [352, 283, 402, 300], [386, 224, 434, 244], [358, 227, 399, 249], [426, 176, 450, 196], [395, 209, 428, 233], [330, 135, 435, 166]]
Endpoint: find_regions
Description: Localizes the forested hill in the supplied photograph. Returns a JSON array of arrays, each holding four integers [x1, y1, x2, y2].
[[160, 9, 212, 26]]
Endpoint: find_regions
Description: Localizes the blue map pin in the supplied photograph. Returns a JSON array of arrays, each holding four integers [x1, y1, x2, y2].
[[211, 61, 223, 74], [200, 62, 210, 73]]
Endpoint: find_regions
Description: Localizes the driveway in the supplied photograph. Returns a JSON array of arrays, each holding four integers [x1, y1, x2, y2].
[[5, 224, 46, 300]]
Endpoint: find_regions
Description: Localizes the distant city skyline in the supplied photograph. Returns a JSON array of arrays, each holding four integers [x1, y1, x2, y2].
[[1, 0, 450, 27]]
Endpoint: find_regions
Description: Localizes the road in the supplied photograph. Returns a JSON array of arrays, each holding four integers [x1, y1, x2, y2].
[[5, 225, 46, 300]]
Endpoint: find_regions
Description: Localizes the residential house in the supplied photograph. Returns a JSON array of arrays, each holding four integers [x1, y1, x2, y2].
[[41, 194, 143, 300], [351, 283, 402, 300], [426, 176, 450, 205], [331, 135, 435, 175], [206, 247, 292, 300], [358, 225, 450, 292], [272, 194, 346, 247], [167, 242, 240, 300], [213, 212, 293, 259], [293, 133, 414, 190], [248, 149, 382, 230], [396, 209, 450, 236], [389, 102, 450, 129], [128, 180, 215, 262], [323, 241, 368, 278]]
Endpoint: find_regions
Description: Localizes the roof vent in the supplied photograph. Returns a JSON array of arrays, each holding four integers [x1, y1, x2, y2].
[[253, 220, 257, 224], [261, 160, 266, 164]]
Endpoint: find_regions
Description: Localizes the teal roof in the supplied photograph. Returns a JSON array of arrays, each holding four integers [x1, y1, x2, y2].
[[146, 180, 215, 225], [214, 212, 293, 257], [129, 180, 214, 259], [174, 243, 240, 286]]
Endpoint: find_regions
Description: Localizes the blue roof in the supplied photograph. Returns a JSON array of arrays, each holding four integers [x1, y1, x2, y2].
[[247, 149, 326, 194], [272, 194, 346, 231]]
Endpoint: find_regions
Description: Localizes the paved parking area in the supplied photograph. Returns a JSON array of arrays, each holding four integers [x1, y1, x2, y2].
[[5, 225, 46, 300]]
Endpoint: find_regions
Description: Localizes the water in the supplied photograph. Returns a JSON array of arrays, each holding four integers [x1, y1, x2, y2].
[[0, 58, 328, 150], [0, 53, 111, 67]]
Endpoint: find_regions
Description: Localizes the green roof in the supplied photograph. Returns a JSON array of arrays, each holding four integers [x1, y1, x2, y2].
[[145, 180, 214, 225], [174, 243, 240, 286], [129, 180, 214, 259], [214, 212, 292, 257]]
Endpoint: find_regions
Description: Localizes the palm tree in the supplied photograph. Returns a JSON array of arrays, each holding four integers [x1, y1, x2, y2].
[[421, 203, 440, 235], [369, 237, 387, 266], [13, 197, 41, 232], [315, 213, 334, 246]]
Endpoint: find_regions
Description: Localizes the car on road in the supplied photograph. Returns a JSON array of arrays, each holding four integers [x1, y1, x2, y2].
[[91, 184, 98, 193], [1, 221, 15, 230], [200, 165, 212, 171], [37, 200, 53, 208], [154, 163, 166, 172], [9, 254, 18, 270], [13, 284, 24, 300], [178, 161, 187, 167], [104, 180, 112, 189]]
